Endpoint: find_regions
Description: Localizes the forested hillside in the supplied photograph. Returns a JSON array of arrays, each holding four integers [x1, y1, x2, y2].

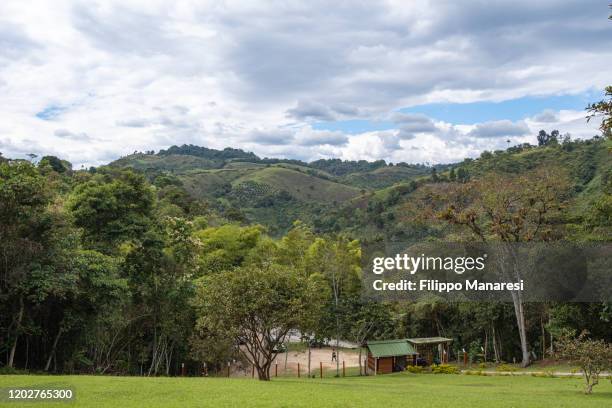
[[0, 135, 610, 377], [110, 146, 439, 234]]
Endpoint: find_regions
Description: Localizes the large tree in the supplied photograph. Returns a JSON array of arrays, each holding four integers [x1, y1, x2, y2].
[[192, 263, 326, 380], [587, 86, 612, 140], [69, 169, 154, 252], [0, 161, 52, 368], [305, 235, 362, 376], [410, 167, 570, 366]]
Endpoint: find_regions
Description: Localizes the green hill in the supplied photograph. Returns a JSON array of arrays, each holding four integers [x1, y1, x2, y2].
[[234, 167, 360, 203], [111, 153, 223, 172], [339, 165, 431, 189], [109, 138, 610, 238], [108, 146, 431, 232]]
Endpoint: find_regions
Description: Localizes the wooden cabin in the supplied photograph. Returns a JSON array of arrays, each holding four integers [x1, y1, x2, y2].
[[407, 337, 453, 365], [366, 339, 417, 375]]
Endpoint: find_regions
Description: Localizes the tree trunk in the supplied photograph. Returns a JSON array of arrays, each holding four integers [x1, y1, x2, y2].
[[284, 343, 288, 370], [256, 363, 271, 381], [333, 274, 340, 377], [540, 314, 545, 360], [45, 328, 62, 371], [358, 347, 362, 376], [501, 245, 530, 367], [335, 335, 340, 376], [583, 370, 593, 394], [8, 296, 24, 368], [24, 337, 29, 370], [511, 292, 530, 367], [491, 325, 500, 363], [308, 343, 311, 378], [483, 330, 488, 363]]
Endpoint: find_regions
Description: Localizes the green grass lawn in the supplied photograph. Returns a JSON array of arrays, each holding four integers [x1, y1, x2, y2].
[[1, 373, 610, 407]]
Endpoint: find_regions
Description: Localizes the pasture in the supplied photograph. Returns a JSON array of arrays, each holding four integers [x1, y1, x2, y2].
[[1, 373, 610, 407]]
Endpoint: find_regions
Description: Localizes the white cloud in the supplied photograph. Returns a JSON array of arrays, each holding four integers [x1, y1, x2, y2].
[[532, 109, 560, 123], [0, 0, 609, 166], [247, 129, 294, 145], [468, 120, 530, 138], [54, 128, 91, 140], [297, 129, 348, 146]]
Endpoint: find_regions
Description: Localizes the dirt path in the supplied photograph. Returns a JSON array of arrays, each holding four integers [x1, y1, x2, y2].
[[272, 347, 363, 372]]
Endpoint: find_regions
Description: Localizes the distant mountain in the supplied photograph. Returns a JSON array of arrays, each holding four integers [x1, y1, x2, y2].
[[108, 144, 437, 234], [109, 139, 610, 237]]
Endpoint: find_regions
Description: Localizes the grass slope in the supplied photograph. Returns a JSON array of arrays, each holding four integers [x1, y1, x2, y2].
[[1, 374, 609, 408], [111, 154, 222, 172], [234, 167, 361, 203], [340, 166, 430, 189]]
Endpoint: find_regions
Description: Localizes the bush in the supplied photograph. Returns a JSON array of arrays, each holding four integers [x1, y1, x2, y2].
[[0, 366, 26, 375], [495, 364, 518, 372], [406, 365, 423, 374], [531, 371, 556, 378], [431, 364, 459, 374]]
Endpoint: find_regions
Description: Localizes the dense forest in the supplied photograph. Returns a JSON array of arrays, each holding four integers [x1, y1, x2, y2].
[[0, 131, 610, 377]]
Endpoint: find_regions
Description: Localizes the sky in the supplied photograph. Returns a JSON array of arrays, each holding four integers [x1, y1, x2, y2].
[[0, 1, 610, 168]]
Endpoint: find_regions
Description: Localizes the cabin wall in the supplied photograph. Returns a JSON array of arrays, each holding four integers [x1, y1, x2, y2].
[[367, 350, 419, 374], [377, 357, 393, 374]]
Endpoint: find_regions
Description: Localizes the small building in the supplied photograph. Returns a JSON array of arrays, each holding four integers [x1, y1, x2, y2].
[[366, 339, 417, 375], [407, 337, 453, 365]]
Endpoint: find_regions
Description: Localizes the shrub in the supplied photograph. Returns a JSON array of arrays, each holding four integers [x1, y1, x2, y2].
[[406, 365, 423, 374], [431, 364, 459, 374], [556, 330, 612, 394], [0, 366, 26, 375], [495, 364, 518, 372]]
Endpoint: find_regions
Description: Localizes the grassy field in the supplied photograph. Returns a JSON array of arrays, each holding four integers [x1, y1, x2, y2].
[[1, 373, 610, 407]]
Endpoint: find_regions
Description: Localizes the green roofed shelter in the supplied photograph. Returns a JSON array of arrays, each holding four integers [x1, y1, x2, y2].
[[407, 337, 453, 345], [366, 339, 417, 375], [407, 337, 453, 365]]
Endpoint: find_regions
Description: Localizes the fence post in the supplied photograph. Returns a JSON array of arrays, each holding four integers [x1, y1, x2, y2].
[[342, 360, 345, 377], [275, 363, 278, 377], [298, 363, 300, 378], [320, 362, 323, 379], [181, 362, 186, 377], [227, 362, 230, 378]]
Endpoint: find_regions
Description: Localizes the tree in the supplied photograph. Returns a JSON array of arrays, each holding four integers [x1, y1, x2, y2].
[[305, 236, 362, 376], [192, 264, 326, 380], [347, 301, 396, 375], [43, 250, 126, 372], [537, 129, 559, 146], [39, 156, 70, 173], [456, 167, 469, 183], [587, 85, 612, 139], [195, 224, 264, 273], [556, 331, 612, 394], [413, 166, 570, 367], [431, 167, 439, 182], [69, 170, 154, 252], [449, 167, 456, 182], [122, 225, 196, 376], [0, 161, 52, 368]]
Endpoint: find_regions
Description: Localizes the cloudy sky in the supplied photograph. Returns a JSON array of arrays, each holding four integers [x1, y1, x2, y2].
[[0, 1, 610, 167]]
